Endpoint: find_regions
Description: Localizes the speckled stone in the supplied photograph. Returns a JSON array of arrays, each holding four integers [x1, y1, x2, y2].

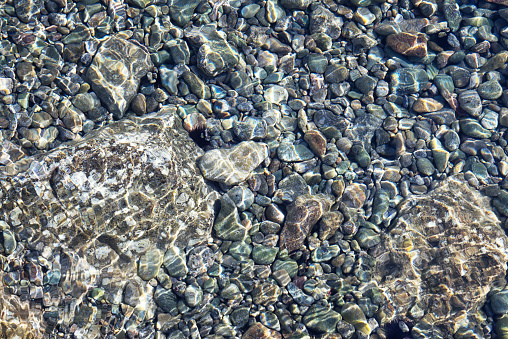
[[303, 304, 342, 333], [279, 194, 332, 252], [386, 33, 427, 58], [87, 37, 153, 119], [198, 141, 268, 185], [0, 108, 218, 332], [374, 175, 508, 335], [185, 24, 240, 77]]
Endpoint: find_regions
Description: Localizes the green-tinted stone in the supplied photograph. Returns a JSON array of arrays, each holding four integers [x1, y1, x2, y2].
[[459, 119, 492, 139], [416, 158, 435, 176], [355, 228, 381, 249], [163, 247, 188, 278], [370, 189, 389, 225], [272, 259, 298, 277], [341, 303, 371, 335], [252, 245, 279, 265], [214, 195, 247, 241], [137, 248, 163, 281], [478, 80, 503, 100], [303, 304, 341, 333]]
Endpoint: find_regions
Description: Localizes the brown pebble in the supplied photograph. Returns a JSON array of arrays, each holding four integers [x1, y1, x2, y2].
[[243, 323, 282, 339], [412, 98, 444, 113], [304, 130, 327, 159], [130, 93, 147, 116], [386, 32, 427, 58]]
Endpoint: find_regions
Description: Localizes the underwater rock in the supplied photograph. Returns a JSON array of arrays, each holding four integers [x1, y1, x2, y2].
[[0, 106, 218, 333], [373, 175, 508, 335]]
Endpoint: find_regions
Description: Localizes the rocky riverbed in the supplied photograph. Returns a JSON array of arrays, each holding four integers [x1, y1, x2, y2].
[[2, 0, 508, 338]]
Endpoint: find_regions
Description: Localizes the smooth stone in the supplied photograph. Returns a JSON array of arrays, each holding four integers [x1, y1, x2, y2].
[[252, 245, 278, 265], [277, 141, 315, 162], [31, 112, 53, 129], [72, 93, 95, 113], [390, 68, 429, 95], [287, 282, 314, 306], [443, 0, 461, 32], [481, 109, 498, 130], [458, 90, 482, 117], [184, 283, 203, 307], [159, 66, 178, 95], [230, 307, 250, 327], [412, 98, 443, 113], [155, 286, 178, 315], [307, 54, 328, 74], [355, 228, 381, 249], [272, 259, 298, 277], [214, 194, 246, 241], [274, 173, 311, 202], [304, 130, 327, 158], [169, 0, 200, 26], [280, 0, 312, 9], [303, 304, 341, 333], [227, 186, 254, 211], [386, 32, 427, 58], [185, 24, 240, 77], [241, 4, 261, 18], [130, 93, 147, 115], [375, 176, 508, 333], [430, 138, 450, 173], [3, 229, 16, 255], [355, 75, 377, 94], [417, 157, 435, 176], [233, 118, 268, 141], [163, 247, 188, 278], [370, 189, 390, 225], [87, 37, 152, 119], [324, 64, 348, 83], [15, 0, 43, 23], [459, 119, 492, 139], [183, 71, 211, 99], [0, 78, 14, 95], [342, 183, 366, 208], [198, 141, 268, 185], [478, 80, 503, 100], [243, 323, 282, 339], [341, 303, 371, 335], [491, 290, 508, 315], [252, 282, 281, 306], [138, 248, 163, 281], [279, 194, 332, 252], [264, 86, 289, 104]]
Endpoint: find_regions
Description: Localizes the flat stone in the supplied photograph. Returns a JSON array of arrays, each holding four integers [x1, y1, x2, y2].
[[386, 32, 427, 58], [303, 304, 342, 333], [185, 24, 240, 77], [478, 80, 503, 100], [279, 194, 332, 252], [138, 248, 163, 281], [87, 36, 152, 119], [198, 141, 268, 185], [412, 98, 443, 113], [243, 323, 282, 339], [277, 141, 314, 162], [458, 90, 482, 117], [0, 107, 218, 332], [374, 175, 508, 335], [390, 68, 429, 95], [214, 194, 246, 241]]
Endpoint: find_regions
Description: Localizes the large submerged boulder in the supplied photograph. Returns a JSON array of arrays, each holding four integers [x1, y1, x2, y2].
[[0, 106, 218, 335], [373, 175, 508, 337]]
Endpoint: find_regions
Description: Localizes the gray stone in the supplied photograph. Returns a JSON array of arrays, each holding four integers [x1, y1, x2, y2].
[[390, 68, 429, 95], [458, 90, 482, 117], [478, 80, 503, 100], [277, 141, 315, 162], [303, 304, 341, 333], [87, 37, 153, 119], [185, 24, 240, 77], [198, 141, 268, 185], [214, 194, 247, 241], [0, 107, 218, 332], [375, 176, 508, 335], [138, 248, 162, 281]]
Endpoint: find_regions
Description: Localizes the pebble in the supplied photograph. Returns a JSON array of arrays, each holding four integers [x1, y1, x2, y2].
[[87, 37, 152, 119], [279, 194, 332, 252], [458, 90, 483, 117], [137, 249, 162, 281], [303, 303, 342, 333], [198, 141, 268, 185], [386, 33, 427, 58], [390, 68, 429, 95], [477, 80, 503, 100]]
